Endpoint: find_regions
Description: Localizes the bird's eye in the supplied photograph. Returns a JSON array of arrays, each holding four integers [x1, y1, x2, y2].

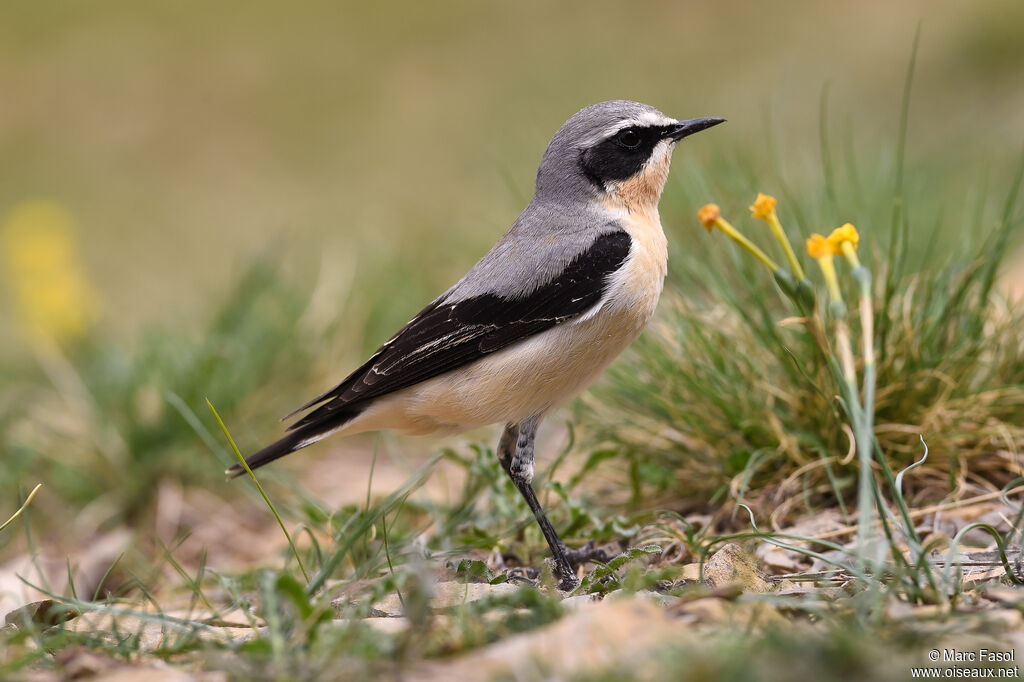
[[615, 128, 641, 149]]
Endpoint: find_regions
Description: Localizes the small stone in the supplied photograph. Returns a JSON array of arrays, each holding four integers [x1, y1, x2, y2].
[[703, 543, 770, 593]]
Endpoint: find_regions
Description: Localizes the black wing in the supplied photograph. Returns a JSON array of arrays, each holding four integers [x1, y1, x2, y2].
[[287, 229, 632, 431]]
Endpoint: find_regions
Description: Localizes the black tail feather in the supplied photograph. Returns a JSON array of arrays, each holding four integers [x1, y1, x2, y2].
[[225, 429, 309, 479], [225, 405, 365, 479]]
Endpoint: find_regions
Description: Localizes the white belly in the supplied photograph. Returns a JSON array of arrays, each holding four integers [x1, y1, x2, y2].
[[344, 211, 668, 435]]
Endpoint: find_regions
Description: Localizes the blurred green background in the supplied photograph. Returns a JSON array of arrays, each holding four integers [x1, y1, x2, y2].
[[3, 0, 1023, 353], [2, 0, 1023, 504]]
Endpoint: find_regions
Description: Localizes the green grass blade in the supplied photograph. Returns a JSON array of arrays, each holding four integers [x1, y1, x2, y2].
[[206, 398, 309, 584]]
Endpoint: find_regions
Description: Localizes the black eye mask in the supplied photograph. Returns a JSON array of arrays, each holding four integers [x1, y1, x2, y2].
[[579, 125, 676, 187]]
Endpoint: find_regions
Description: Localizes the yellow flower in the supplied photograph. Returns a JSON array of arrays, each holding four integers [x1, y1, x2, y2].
[[697, 204, 721, 232], [750, 192, 805, 281], [749, 193, 777, 220], [697, 204, 780, 272], [806, 233, 844, 306], [0, 200, 99, 344], [827, 223, 861, 268], [828, 223, 859, 250], [805, 233, 836, 260]]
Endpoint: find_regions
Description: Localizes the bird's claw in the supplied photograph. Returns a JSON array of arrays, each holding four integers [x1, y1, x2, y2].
[[560, 539, 611, 569], [545, 558, 581, 592], [546, 540, 611, 591]]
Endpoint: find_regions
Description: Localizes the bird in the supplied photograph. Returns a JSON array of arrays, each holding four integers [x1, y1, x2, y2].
[[228, 100, 725, 589]]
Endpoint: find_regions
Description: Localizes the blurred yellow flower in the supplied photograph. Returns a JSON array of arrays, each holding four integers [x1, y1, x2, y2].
[[805, 233, 836, 260], [697, 203, 721, 232], [806, 233, 843, 305], [828, 223, 859, 250], [1, 200, 99, 344], [749, 193, 777, 220], [827, 223, 861, 267]]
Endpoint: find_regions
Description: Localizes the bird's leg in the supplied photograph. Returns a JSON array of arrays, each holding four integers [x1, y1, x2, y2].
[[499, 416, 579, 590], [498, 422, 607, 575], [495, 422, 519, 478]]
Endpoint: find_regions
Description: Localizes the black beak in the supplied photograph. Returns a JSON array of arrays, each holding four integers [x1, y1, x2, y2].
[[667, 117, 726, 141]]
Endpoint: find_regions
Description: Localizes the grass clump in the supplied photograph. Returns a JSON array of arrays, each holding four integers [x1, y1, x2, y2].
[[584, 135, 1024, 526], [573, 51, 1024, 619]]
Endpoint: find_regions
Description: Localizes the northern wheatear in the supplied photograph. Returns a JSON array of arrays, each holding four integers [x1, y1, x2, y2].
[[229, 100, 724, 588]]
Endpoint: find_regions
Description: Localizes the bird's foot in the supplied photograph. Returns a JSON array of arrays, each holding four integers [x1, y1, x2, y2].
[[545, 540, 610, 591], [560, 539, 611, 569], [545, 558, 581, 592]]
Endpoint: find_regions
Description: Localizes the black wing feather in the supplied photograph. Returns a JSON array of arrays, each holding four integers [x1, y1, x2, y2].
[[287, 230, 632, 432]]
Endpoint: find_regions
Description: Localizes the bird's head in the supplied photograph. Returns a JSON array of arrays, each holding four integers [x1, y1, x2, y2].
[[535, 100, 724, 212]]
